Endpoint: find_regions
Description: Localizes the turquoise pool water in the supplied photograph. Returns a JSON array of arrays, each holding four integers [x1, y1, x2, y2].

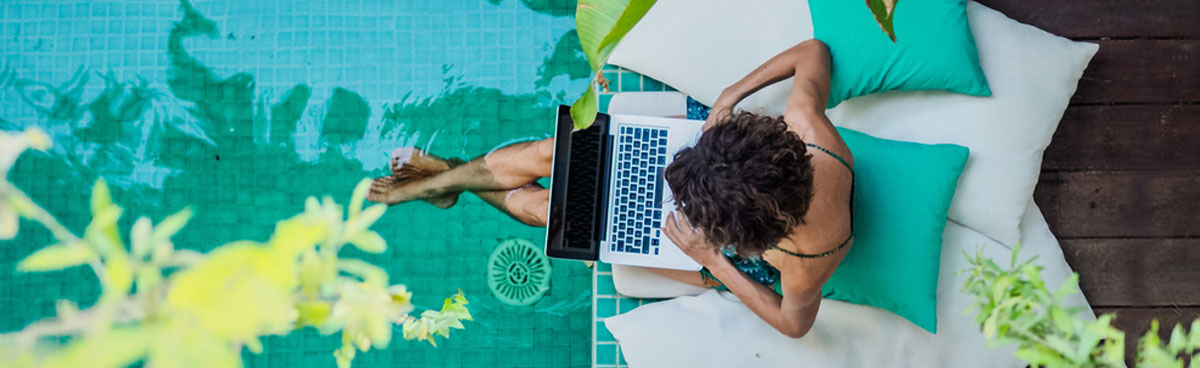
[[0, 0, 595, 366]]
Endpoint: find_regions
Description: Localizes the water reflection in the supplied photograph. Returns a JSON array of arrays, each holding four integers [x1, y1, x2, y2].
[[2, 0, 593, 365]]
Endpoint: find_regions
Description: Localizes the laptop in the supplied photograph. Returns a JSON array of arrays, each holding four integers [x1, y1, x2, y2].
[[544, 105, 703, 271]]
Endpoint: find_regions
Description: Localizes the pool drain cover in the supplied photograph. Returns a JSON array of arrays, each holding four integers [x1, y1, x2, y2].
[[487, 238, 551, 306]]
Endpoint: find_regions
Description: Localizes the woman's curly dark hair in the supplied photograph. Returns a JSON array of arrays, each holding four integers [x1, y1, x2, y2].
[[664, 111, 815, 257]]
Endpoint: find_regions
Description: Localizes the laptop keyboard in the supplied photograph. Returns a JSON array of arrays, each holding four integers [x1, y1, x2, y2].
[[610, 126, 668, 255], [564, 121, 604, 251]]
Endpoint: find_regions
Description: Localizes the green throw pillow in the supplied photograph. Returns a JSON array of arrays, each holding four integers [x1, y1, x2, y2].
[[820, 127, 968, 333], [810, 0, 991, 108]]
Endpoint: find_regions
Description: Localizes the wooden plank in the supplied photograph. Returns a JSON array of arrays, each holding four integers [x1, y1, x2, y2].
[[1034, 171, 1200, 238], [1093, 307, 1200, 364], [975, 0, 1200, 39], [1072, 40, 1199, 104], [1062, 239, 1200, 307], [1042, 105, 1200, 171]]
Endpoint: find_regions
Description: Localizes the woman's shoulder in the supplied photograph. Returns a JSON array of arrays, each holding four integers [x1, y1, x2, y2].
[[767, 238, 850, 292], [787, 114, 853, 167]]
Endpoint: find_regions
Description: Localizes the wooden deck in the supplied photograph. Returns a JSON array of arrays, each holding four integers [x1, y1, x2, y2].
[[976, 0, 1200, 358]]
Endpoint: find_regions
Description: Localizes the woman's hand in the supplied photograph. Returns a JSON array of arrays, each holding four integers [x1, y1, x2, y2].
[[663, 210, 723, 267], [702, 95, 736, 132], [701, 105, 729, 132]]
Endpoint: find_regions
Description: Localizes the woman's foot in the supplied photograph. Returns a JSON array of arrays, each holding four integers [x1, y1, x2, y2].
[[389, 147, 465, 177], [367, 148, 462, 208]]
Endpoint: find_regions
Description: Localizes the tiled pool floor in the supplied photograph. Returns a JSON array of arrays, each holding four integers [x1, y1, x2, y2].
[[1, 0, 595, 367]]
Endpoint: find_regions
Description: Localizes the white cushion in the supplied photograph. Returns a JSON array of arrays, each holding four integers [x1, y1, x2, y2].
[[612, 263, 709, 299], [607, 0, 812, 116], [606, 201, 1094, 367], [608, 1, 1099, 245], [607, 92, 688, 118], [829, 3, 1098, 245]]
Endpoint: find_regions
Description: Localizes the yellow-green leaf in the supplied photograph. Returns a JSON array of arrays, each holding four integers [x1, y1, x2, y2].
[[152, 207, 193, 243], [1145, 319, 1163, 347], [596, 0, 656, 59], [402, 317, 435, 346], [297, 300, 332, 327], [18, 243, 94, 272], [350, 178, 372, 218], [166, 243, 298, 342], [442, 291, 472, 321], [982, 313, 998, 338], [349, 230, 386, 254], [245, 337, 264, 354], [349, 204, 386, 234], [152, 238, 177, 264], [389, 284, 413, 306], [299, 251, 326, 299], [576, 0, 629, 71], [1010, 242, 1022, 268], [1168, 322, 1187, 354], [1014, 345, 1070, 366], [40, 327, 148, 368], [305, 196, 321, 213], [1050, 308, 1074, 336], [570, 86, 599, 130], [1189, 319, 1200, 349], [90, 178, 112, 215], [268, 216, 327, 257], [0, 204, 16, 240], [136, 265, 163, 292], [1053, 273, 1079, 301], [338, 259, 388, 286], [147, 321, 241, 368], [571, 0, 656, 131], [1042, 335, 1077, 359], [334, 339, 356, 368], [84, 206, 124, 253], [56, 300, 79, 319], [131, 217, 152, 258], [105, 250, 134, 297], [8, 192, 40, 218]]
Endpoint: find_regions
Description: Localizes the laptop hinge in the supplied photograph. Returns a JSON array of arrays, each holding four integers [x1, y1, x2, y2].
[[592, 132, 614, 255]]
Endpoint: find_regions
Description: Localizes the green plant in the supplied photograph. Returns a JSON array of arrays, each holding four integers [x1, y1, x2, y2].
[[0, 129, 471, 368], [568, 0, 657, 130], [866, 0, 898, 42], [961, 244, 1200, 367], [566, 0, 901, 130]]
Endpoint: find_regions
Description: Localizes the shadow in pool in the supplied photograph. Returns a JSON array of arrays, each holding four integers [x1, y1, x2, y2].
[[1, 0, 594, 366]]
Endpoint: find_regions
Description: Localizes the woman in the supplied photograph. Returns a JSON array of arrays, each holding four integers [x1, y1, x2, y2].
[[367, 40, 852, 338]]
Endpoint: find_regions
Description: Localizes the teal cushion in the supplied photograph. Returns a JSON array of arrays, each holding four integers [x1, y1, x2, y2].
[[810, 0, 991, 108], [820, 127, 968, 333]]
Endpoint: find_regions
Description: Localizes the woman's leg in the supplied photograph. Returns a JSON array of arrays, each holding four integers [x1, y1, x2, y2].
[[368, 138, 554, 205], [472, 184, 551, 227], [369, 141, 553, 225], [642, 267, 721, 288]]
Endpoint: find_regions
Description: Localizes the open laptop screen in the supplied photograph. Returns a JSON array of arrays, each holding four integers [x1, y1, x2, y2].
[[545, 105, 610, 260]]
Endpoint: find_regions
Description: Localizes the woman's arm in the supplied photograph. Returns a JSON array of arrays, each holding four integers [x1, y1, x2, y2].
[[709, 40, 832, 130], [663, 211, 822, 338], [705, 256, 823, 338]]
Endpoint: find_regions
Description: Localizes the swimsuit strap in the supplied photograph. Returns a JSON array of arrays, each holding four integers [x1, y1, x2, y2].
[[771, 235, 852, 259], [770, 142, 854, 259], [805, 143, 852, 172]]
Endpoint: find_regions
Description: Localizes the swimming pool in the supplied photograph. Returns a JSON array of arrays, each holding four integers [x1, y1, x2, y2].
[[0, 0, 594, 366]]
